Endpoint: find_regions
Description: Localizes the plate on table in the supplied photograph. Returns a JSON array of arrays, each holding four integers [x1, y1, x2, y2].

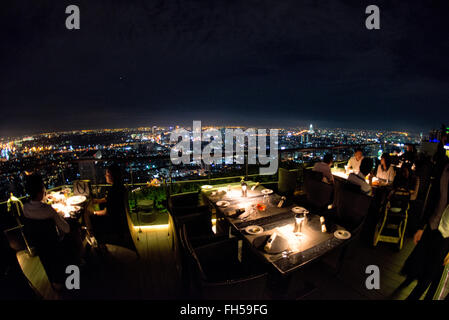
[[292, 206, 309, 214], [66, 195, 87, 206], [216, 200, 230, 208], [48, 192, 65, 202], [261, 189, 273, 195], [245, 225, 264, 235], [201, 185, 213, 190], [334, 230, 351, 240], [51, 203, 65, 214]]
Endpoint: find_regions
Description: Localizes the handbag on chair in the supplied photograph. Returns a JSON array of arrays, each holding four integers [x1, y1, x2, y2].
[[73, 180, 91, 198]]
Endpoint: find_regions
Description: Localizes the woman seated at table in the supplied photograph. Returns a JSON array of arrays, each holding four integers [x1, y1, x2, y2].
[[90, 163, 133, 249], [375, 153, 396, 185]]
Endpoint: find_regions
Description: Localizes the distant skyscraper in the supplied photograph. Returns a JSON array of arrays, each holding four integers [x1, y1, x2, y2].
[[309, 124, 314, 134]]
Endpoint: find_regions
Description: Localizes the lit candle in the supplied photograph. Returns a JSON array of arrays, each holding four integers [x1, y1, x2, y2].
[[320, 216, 327, 233], [295, 213, 305, 233], [241, 178, 248, 197], [241, 182, 247, 197], [277, 196, 286, 208]]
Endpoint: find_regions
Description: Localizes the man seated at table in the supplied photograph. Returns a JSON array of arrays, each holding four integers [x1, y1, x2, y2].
[[23, 174, 70, 235], [348, 157, 374, 196], [23, 173, 71, 291], [313, 153, 334, 184], [346, 148, 364, 174]]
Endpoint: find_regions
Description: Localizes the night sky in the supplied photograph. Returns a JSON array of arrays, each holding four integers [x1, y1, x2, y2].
[[1, 0, 449, 137]]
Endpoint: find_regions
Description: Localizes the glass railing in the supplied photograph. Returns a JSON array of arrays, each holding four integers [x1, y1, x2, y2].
[[0, 142, 404, 229]]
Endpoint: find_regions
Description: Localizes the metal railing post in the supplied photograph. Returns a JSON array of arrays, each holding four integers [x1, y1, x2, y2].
[[245, 153, 248, 180]]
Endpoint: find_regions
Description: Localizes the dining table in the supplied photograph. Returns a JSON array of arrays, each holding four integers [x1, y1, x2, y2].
[[201, 182, 350, 275], [45, 188, 88, 263], [331, 168, 392, 188], [46, 188, 87, 221]]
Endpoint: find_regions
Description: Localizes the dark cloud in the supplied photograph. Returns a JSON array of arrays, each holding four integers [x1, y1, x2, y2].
[[1, 0, 448, 137]]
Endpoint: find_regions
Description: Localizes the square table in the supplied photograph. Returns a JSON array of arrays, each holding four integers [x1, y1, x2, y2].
[[202, 182, 349, 275]]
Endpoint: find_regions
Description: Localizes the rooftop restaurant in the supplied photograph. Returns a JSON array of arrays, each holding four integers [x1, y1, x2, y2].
[[1, 139, 448, 300]]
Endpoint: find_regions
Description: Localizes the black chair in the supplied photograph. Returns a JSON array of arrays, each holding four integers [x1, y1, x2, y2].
[[168, 191, 208, 215], [21, 217, 69, 286], [303, 169, 334, 214], [324, 179, 373, 274], [167, 191, 214, 278], [168, 191, 213, 242], [332, 179, 373, 232], [180, 224, 268, 300], [0, 231, 39, 300], [278, 168, 298, 197]]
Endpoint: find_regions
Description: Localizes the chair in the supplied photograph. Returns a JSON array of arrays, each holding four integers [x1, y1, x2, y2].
[[131, 185, 156, 223], [303, 169, 334, 214], [332, 179, 372, 232], [0, 231, 39, 300], [21, 217, 68, 285], [6, 195, 33, 255], [167, 191, 214, 278], [168, 191, 213, 242], [180, 224, 268, 300], [373, 188, 410, 250], [324, 179, 372, 273], [278, 168, 298, 197]]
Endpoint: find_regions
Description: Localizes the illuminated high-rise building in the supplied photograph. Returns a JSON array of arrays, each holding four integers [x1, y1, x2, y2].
[[309, 124, 314, 134]]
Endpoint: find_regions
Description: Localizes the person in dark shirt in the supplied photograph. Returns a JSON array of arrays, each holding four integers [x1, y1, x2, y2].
[[93, 164, 127, 228], [399, 135, 449, 300], [393, 164, 420, 201], [91, 164, 136, 252], [312, 153, 334, 184]]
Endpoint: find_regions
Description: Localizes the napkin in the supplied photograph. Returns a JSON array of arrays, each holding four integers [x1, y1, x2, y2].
[[264, 232, 288, 253], [238, 210, 251, 220]]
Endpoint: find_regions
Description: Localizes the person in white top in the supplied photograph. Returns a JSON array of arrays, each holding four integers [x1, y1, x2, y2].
[[23, 174, 70, 235], [347, 157, 374, 196], [346, 148, 364, 174], [376, 153, 396, 185], [313, 153, 334, 184]]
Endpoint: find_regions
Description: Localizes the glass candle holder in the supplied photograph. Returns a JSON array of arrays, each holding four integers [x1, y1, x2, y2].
[[241, 183, 247, 197], [295, 213, 305, 234]]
